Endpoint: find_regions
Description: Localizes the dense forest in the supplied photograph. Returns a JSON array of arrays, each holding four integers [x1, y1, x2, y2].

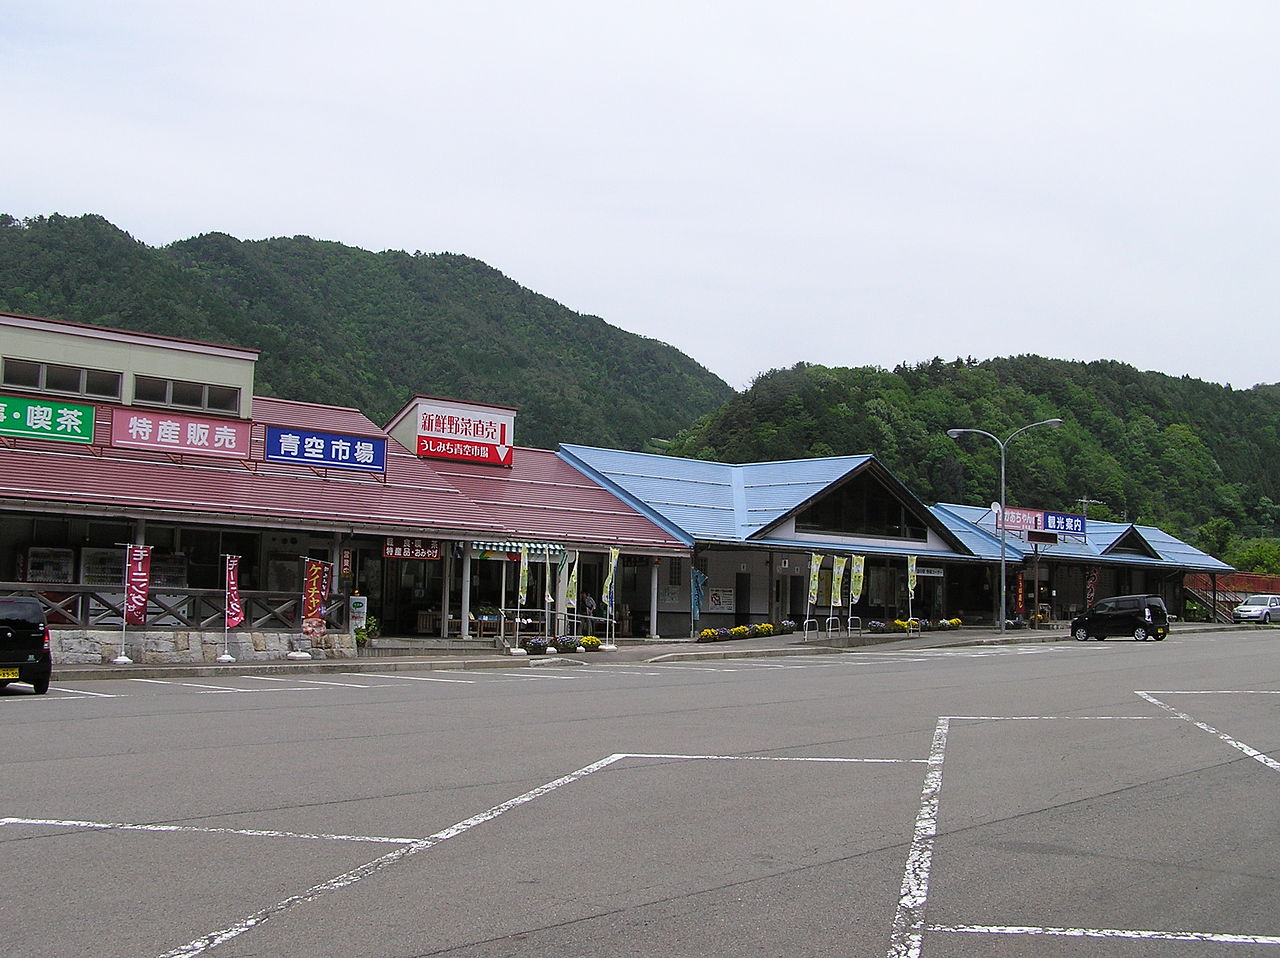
[[0, 213, 733, 449], [3, 213, 1277, 570], [666, 361, 1280, 569]]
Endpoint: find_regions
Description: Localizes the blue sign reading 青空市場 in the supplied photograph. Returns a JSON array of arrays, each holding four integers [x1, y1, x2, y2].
[[263, 426, 387, 472], [1043, 510, 1086, 537]]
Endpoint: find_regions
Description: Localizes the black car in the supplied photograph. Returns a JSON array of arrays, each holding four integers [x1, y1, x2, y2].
[[1072, 594, 1169, 642], [0, 596, 53, 694]]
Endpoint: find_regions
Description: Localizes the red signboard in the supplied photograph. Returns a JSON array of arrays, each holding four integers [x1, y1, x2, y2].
[[414, 398, 516, 467], [124, 545, 153, 625], [998, 505, 1043, 532], [112, 410, 252, 458]]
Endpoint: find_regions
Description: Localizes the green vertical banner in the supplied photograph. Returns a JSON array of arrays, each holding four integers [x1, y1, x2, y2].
[[565, 552, 579, 608], [602, 547, 619, 611], [518, 545, 529, 605], [850, 555, 865, 605], [907, 555, 918, 598], [807, 553, 823, 605], [831, 556, 847, 607]]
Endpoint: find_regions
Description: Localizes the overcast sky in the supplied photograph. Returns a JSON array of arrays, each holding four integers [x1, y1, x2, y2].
[[4, 2, 1277, 391]]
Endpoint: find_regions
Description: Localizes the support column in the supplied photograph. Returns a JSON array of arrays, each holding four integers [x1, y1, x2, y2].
[[461, 544, 473, 638], [649, 559, 660, 639]]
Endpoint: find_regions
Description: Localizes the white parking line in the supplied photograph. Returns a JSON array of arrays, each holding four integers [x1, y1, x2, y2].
[[449, 670, 578, 681], [352, 672, 476, 684], [930, 922, 1280, 946], [1137, 691, 1280, 773], [0, 816, 417, 845], [50, 686, 119, 698], [534, 667, 664, 677]]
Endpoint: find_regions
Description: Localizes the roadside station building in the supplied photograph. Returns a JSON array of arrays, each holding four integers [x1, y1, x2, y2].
[[2, 310, 1232, 662]]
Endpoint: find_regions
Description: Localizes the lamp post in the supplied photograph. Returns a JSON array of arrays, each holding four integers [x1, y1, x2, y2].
[[946, 418, 1063, 632]]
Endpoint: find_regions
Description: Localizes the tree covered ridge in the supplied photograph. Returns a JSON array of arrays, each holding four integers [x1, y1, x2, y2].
[[0, 213, 733, 450], [666, 359, 1280, 559]]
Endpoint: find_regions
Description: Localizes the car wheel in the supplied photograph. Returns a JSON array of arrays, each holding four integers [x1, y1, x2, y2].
[[31, 674, 50, 695], [0, 680, 8, 689], [1074, 627, 1089, 641], [1155, 633, 1166, 641], [1264, 613, 1271, 624], [1134, 626, 1149, 641]]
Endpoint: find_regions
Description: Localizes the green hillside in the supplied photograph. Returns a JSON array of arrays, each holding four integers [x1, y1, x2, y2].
[[667, 359, 1280, 558], [0, 213, 733, 449]]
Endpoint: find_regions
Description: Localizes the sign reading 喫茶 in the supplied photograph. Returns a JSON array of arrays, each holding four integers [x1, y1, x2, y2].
[[0, 394, 95, 444], [413, 398, 516, 467]]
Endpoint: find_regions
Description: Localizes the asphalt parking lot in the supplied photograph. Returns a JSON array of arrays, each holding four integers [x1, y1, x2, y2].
[[3, 626, 1278, 957]]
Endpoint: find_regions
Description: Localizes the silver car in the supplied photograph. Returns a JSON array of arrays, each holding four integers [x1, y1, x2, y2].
[[1232, 594, 1280, 624]]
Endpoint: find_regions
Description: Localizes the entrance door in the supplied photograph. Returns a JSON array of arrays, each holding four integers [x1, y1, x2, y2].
[[735, 572, 751, 626]]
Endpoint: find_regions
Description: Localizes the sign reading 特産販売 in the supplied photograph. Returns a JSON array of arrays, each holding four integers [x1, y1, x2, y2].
[[112, 410, 251, 457], [414, 397, 516, 467], [0, 394, 95, 443]]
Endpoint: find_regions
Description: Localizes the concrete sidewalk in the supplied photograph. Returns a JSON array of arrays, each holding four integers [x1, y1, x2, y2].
[[45, 622, 1114, 683]]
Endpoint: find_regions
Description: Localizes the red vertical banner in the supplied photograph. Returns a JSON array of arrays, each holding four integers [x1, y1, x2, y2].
[[1086, 566, 1100, 607], [302, 559, 331, 618], [124, 545, 153, 625], [226, 555, 245, 628]]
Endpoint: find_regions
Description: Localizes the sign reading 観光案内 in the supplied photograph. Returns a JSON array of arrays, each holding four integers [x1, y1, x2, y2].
[[414, 397, 516, 467], [264, 426, 386, 472], [0, 394, 95, 443], [111, 410, 251, 457]]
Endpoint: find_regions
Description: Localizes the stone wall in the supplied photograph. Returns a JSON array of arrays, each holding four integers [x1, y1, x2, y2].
[[52, 628, 357, 664]]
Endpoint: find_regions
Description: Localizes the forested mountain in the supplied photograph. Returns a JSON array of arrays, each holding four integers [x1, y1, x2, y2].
[[0, 213, 733, 449], [667, 360, 1280, 558], [4, 213, 1277, 567]]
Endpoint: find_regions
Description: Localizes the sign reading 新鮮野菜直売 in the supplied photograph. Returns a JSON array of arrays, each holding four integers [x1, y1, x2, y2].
[[414, 398, 516, 467], [0, 394, 95, 444]]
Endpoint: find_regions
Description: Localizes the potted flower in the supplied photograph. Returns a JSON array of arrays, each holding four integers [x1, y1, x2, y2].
[[521, 636, 549, 655]]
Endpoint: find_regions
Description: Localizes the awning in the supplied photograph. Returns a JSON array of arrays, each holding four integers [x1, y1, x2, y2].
[[471, 540, 565, 557]]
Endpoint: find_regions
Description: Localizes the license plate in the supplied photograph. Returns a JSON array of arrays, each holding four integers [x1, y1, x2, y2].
[[0, 668, 19, 680]]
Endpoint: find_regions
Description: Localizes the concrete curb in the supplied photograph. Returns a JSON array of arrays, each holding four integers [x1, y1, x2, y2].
[[48, 623, 1240, 682]]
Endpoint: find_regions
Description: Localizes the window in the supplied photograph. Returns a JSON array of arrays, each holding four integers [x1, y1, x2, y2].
[[668, 558, 684, 587], [133, 375, 241, 413], [796, 473, 928, 540], [2, 357, 122, 400]]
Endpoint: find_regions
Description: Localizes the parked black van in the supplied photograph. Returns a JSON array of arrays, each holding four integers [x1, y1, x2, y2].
[[0, 597, 53, 694], [1072, 594, 1169, 642]]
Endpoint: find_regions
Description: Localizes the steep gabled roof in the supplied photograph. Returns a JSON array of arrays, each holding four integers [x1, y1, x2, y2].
[[560, 444, 871, 543]]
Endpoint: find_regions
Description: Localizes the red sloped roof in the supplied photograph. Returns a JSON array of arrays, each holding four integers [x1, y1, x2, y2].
[[432, 447, 687, 553], [0, 403, 505, 536], [250, 396, 387, 436]]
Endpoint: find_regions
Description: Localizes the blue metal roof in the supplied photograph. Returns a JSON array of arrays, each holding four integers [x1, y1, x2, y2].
[[933, 503, 1233, 572], [559, 445, 871, 543]]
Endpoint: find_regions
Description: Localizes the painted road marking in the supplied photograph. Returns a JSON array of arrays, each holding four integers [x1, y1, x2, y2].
[[930, 922, 1280, 945], [1137, 691, 1280, 773], [888, 717, 949, 958], [0, 817, 417, 845], [352, 672, 477, 684]]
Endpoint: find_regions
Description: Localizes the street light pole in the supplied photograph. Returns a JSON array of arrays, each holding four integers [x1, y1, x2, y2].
[[947, 418, 1062, 632]]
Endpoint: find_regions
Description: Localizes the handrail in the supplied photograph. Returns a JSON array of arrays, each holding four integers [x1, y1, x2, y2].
[[0, 581, 348, 632]]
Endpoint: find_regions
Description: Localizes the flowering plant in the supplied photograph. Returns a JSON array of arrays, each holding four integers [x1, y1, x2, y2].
[[580, 635, 602, 650], [521, 636, 549, 655]]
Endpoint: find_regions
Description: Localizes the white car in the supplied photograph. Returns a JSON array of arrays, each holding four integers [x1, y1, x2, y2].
[[1232, 594, 1280, 624]]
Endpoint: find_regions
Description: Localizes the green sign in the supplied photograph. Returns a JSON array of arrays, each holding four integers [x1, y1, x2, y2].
[[0, 394, 96, 443]]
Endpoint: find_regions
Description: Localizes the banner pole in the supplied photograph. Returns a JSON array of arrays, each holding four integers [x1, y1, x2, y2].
[[113, 542, 133, 665]]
